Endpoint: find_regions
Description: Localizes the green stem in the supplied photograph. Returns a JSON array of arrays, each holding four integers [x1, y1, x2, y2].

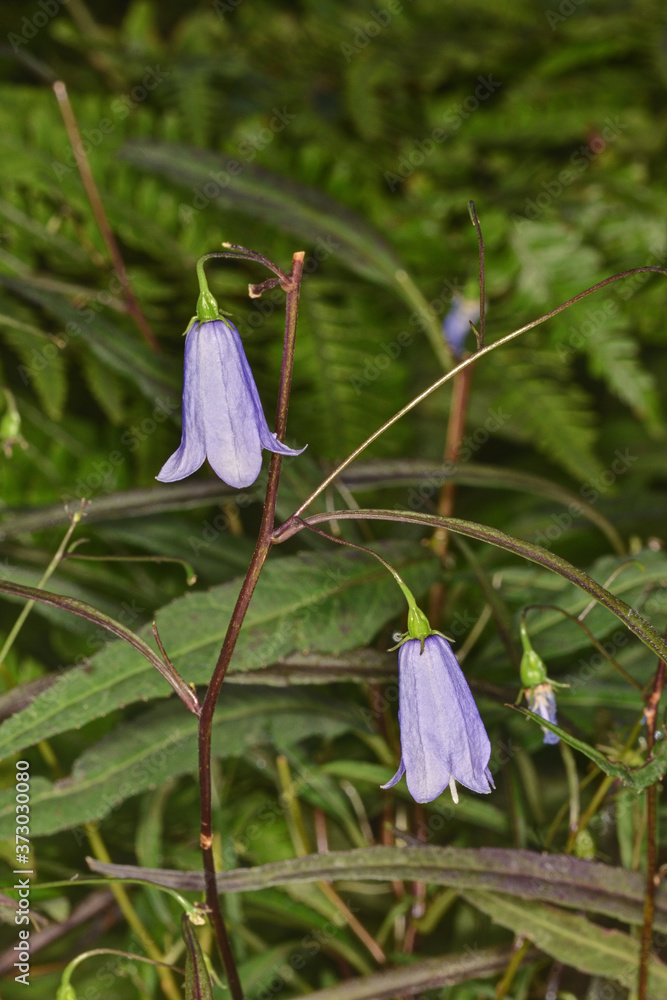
[[0, 507, 83, 676], [522, 604, 643, 692], [277, 509, 667, 665], [392, 267, 453, 371]]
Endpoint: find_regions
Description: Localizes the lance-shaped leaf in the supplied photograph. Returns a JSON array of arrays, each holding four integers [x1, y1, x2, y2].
[[513, 705, 667, 790], [0, 691, 365, 837], [263, 947, 524, 1000], [0, 579, 199, 715], [463, 890, 667, 997], [86, 845, 667, 933]]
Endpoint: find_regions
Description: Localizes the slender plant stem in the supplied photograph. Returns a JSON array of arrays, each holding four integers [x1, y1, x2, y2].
[[429, 204, 484, 624], [0, 506, 84, 677], [276, 509, 667, 664], [197, 252, 304, 1000], [428, 362, 473, 624], [638, 632, 666, 1000], [52, 81, 159, 352], [282, 266, 667, 524]]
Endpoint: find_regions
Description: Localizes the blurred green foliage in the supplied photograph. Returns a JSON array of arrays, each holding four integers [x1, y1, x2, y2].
[[1, 1, 667, 997]]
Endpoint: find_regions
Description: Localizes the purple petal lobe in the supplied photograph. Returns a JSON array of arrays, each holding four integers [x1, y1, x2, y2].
[[156, 324, 206, 482], [393, 635, 493, 803], [381, 758, 405, 790]]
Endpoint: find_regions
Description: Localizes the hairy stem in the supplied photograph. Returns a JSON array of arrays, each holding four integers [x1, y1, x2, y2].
[[52, 81, 159, 352]]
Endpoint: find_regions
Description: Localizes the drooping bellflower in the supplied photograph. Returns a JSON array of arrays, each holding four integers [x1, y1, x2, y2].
[[382, 590, 493, 804], [157, 278, 304, 489]]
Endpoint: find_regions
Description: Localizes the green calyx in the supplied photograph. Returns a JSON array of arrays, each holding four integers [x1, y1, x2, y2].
[[389, 576, 446, 652], [195, 255, 221, 322], [519, 618, 548, 687]]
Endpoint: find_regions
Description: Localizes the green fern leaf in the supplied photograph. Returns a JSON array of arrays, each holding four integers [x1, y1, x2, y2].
[[497, 346, 602, 482]]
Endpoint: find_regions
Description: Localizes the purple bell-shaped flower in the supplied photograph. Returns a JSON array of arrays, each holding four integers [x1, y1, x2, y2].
[[157, 317, 304, 489], [382, 633, 494, 803]]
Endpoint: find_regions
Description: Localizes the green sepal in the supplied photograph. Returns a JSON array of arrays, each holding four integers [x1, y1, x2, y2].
[[196, 288, 220, 322]]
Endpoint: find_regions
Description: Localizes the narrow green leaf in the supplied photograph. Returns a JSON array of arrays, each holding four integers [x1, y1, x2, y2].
[[297, 510, 667, 663], [121, 142, 401, 286], [513, 705, 667, 789], [0, 578, 200, 716], [464, 890, 667, 997], [85, 844, 667, 933], [0, 691, 364, 836]]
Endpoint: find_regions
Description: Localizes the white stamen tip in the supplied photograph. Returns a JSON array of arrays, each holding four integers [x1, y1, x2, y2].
[[449, 776, 459, 804]]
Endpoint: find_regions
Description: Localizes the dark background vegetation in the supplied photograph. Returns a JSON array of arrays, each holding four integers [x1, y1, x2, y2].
[[1, 1, 667, 998]]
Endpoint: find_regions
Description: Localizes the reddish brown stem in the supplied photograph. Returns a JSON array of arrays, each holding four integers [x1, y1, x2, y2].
[[52, 80, 159, 352], [428, 363, 474, 624], [197, 252, 304, 999]]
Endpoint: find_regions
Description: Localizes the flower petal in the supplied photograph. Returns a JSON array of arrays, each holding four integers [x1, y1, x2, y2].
[[397, 635, 493, 803], [199, 320, 264, 488], [156, 323, 206, 482]]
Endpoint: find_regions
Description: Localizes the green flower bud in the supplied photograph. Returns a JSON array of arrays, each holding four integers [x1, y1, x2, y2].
[[520, 648, 548, 688]]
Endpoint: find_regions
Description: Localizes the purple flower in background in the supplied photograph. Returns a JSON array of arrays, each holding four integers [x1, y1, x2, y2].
[[382, 634, 494, 803], [157, 319, 304, 489], [529, 683, 560, 745], [442, 296, 480, 358]]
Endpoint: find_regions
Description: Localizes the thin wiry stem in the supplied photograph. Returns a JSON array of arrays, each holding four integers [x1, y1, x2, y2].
[[280, 267, 667, 525], [52, 81, 159, 352]]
